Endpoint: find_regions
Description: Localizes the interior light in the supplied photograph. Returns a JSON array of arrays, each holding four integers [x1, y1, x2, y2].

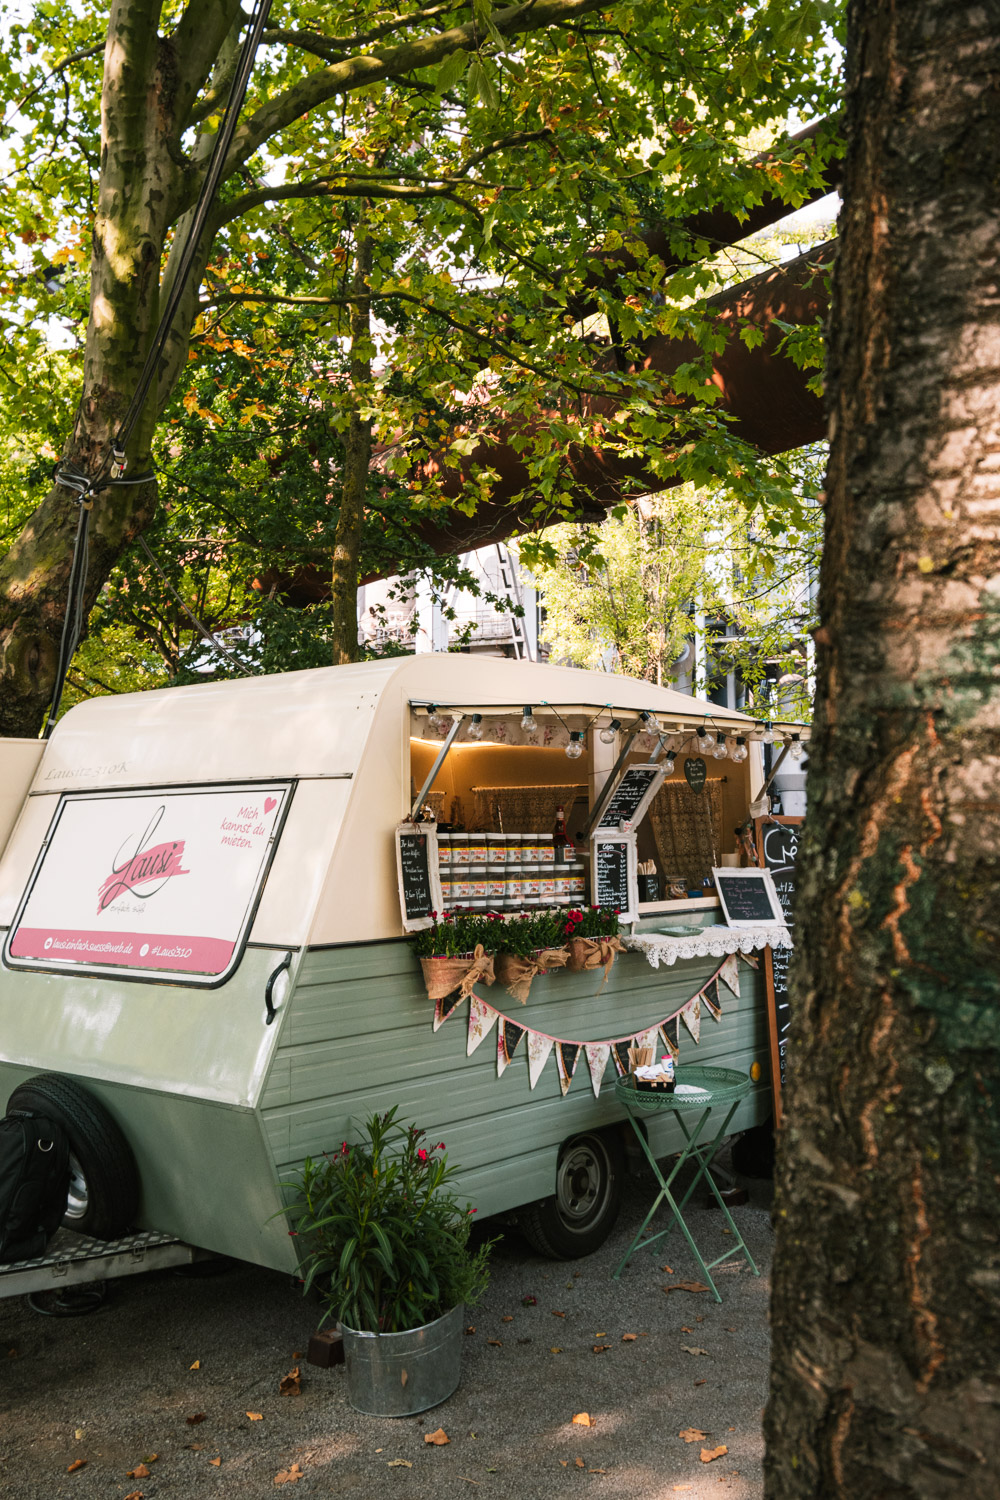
[[730, 737, 748, 763], [467, 713, 484, 741], [599, 717, 622, 745], [712, 732, 729, 760], [521, 705, 538, 734], [788, 734, 804, 761], [663, 754, 676, 775], [565, 731, 585, 760]]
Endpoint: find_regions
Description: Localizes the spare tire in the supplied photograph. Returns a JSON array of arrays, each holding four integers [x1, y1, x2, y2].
[[6, 1074, 139, 1240]]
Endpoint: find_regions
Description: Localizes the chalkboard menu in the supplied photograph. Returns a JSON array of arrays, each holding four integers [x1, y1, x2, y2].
[[713, 868, 783, 927], [591, 833, 637, 921], [758, 817, 801, 1122], [395, 824, 441, 930], [597, 764, 664, 830]]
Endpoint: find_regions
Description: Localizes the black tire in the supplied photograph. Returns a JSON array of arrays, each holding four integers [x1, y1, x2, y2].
[[6, 1074, 139, 1239], [519, 1130, 625, 1259]]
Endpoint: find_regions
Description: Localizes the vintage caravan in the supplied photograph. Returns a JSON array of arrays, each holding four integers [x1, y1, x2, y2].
[[0, 656, 793, 1271]]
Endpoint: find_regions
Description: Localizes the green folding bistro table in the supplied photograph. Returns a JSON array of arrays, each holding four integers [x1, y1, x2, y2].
[[613, 1065, 760, 1301]]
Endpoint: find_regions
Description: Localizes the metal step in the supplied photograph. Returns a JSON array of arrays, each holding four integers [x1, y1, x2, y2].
[[0, 1227, 202, 1299]]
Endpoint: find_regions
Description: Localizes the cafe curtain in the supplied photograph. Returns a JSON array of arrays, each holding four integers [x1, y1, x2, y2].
[[471, 785, 586, 834], [647, 780, 723, 890]]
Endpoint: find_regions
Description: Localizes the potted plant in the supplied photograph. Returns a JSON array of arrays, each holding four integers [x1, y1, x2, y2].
[[563, 905, 625, 981], [411, 910, 495, 1000], [494, 909, 569, 1003], [284, 1107, 492, 1416]]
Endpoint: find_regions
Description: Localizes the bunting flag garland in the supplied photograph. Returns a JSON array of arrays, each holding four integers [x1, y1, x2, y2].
[[528, 1032, 555, 1090], [718, 954, 741, 998], [442, 954, 754, 1098], [556, 1042, 582, 1096], [681, 996, 701, 1044], [498, 1018, 526, 1076], [468, 996, 499, 1056], [585, 1044, 611, 1099], [434, 992, 465, 1031], [659, 1015, 679, 1059]]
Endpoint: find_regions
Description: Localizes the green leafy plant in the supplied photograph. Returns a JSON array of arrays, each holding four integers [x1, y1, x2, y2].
[[410, 909, 501, 957], [563, 906, 621, 940], [283, 1108, 492, 1335]]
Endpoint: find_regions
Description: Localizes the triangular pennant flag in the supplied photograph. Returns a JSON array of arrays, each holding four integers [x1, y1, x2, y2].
[[497, 1018, 526, 1077], [433, 992, 464, 1032], [467, 997, 499, 1056], [703, 978, 722, 1022], [611, 1040, 632, 1077], [742, 953, 759, 970], [527, 1031, 554, 1090], [659, 1015, 679, 1059], [634, 1027, 659, 1055], [681, 996, 701, 1044], [585, 1044, 610, 1099], [556, 1042, 582, 1097], [718, 954, 741, 998]]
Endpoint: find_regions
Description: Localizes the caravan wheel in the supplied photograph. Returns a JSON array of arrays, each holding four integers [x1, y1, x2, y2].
[[6, 1074, 139, 1240], [519, 1130, 624, 1259]]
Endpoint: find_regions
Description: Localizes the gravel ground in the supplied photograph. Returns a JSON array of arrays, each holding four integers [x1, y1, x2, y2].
[[0, 1166, 774, 1500]]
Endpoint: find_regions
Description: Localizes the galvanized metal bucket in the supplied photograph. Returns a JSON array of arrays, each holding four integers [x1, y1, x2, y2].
[[340, 1304, 464, 1416]]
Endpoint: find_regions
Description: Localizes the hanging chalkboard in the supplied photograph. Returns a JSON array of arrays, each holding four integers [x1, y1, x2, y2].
[[597, 764, 664, 830], [712, 867, 783, 927], [395, 824, 441, 930], [684, 757, 707, 793], [591, 833, 637, 920], [758, 817, 801, 1123]]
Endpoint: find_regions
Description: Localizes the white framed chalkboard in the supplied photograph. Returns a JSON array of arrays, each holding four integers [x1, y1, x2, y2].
[[596, 763, 665, 832], [590, 832, 638, 922], [757, 816, 801, 1124], [712, 866, 783, 928], [395, 823, 442, 931]]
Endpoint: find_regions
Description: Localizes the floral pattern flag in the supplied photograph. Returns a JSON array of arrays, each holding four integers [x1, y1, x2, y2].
[[467, 997, 499, 1056], [497, 1017, 526, 1076], [585, 1044, 611, 1099], [527, 1032, 555, 1090], [681, 996, 701, 1044], [718, 953, 741, 998]]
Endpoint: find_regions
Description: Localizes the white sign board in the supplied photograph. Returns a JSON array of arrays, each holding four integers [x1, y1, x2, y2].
[[3, 783, 292, 986]]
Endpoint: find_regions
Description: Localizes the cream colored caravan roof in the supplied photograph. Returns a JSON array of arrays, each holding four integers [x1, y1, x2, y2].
[[0, 656, 790, 951]]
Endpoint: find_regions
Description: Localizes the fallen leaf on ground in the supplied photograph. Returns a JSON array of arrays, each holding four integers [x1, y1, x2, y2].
[[589, 1468, 607, 1474], [621, 1334, 637, 1342], [74, 1429, 84, 1440], [572, 1412, 593, 1427], [681, 1346, 709, 1356], [696, 1315, 705, 1323], [575, 1457, 585, 1469], [187, 1444, 204, 1452], [700, 1445, 729, 1464], [279, 1367, 302, 1396], [502, 1315, 514, 1322], [388, 1459, 413, 1468], [487, 1339, 502, 1347], [187, 1413, 207, 1425], [293, 1351, 304, 1358], [247, 1412, 264, 1421], [661, 1264, 674, 1274], [664, 1281, 710, 1295], [673, 1487, 692, 1492], [126, 1464, 150, 1479], [679, 1428, 708, 1443], [465, 1326, 476, 1335], [67, 1459, 87, 1473], [694, 1379, 707, 1387], [124, 1491, 143, 1500], [425, 1428, 450, 1445], [681, 1326, 694, 1333], [725, 1327, 736, 1333], [551, 1310, 566, 1317], [592, 1345, 609, 1354], [209, 1458, 222, 1467], [190, 1360, 201, 1369], [274, 1462, 303, 1484], [550, 1347, 563, 1353], [559, 1460, 568, 1468], [595, 1332, 606, 1338]]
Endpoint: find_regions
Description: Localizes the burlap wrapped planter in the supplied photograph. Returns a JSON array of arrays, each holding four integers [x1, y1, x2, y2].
[[419, 945, 495, 1002], [565, 935, 626, 985], [494, 946, 569, 1005]]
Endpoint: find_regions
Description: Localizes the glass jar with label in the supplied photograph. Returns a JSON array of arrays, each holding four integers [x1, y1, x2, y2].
[[439, 870, 456, 908], [485, 833, 505, 865], [468, 833, 488, 864], [487, 868, 506, 906], [538, 869, 556, 903], [537, 836, 555, 864], [553, 870, 571, 905], [451, 870, 472, 903], [521, 863, 541, 905], [523, 833, 541, 863], [468, 864, 489, 902], [505, 870, 524, 907], [505, 833, 523, 865], [451, 834, 471, 866], [567, 864, 586, 899]]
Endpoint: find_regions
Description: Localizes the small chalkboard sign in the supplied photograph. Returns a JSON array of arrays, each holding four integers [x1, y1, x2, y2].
[[395, 823, 442, 931], [684, 757, 707, 793], [591, 832, 637, 922], [758, 816, 801, 1125], [712, 866, 783, 928], [597, 763, 664, 831]]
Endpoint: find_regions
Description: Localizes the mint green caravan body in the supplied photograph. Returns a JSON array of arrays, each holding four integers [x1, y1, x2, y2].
[[0, 656, 780, 1272]]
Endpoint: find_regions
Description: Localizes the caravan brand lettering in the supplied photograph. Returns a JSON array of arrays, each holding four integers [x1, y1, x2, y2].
[[97, 806, 189, 913]]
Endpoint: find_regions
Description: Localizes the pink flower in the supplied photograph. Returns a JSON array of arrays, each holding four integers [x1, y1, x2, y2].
[[418, 1148, 428, 1162], [437, 1142, 446, 1150]]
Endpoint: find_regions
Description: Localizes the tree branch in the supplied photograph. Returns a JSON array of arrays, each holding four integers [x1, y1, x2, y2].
[[169, 0, 244, 134], [262, 4, 463, 61], [0, 43, 103, 133]]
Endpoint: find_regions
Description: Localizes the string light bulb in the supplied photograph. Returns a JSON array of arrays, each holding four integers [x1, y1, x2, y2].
[[521, 705, 537, 734], [712, 732, 729, 760], [760, 722, 776, 745], [788, 733, 804, 761], [695, 726, 710, 749], [730, 737, 748, 763], [467, 713, 484, 741], [565, 731, 584, 760], [663, 754, 676, 775], [599, 717, 622, 745]]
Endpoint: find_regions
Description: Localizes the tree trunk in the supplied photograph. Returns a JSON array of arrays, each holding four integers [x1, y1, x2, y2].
[[765, 4, 1000, 1497], [331, 217, 374, 667]]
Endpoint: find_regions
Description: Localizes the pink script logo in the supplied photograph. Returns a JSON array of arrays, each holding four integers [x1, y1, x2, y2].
[[97, 806, 190, 914]]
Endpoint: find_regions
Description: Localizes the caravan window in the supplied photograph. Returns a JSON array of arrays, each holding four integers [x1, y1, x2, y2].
[[3, 782, 292, 987]]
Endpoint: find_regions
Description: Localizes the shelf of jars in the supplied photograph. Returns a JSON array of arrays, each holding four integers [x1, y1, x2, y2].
[[436, 831, 587, 912]]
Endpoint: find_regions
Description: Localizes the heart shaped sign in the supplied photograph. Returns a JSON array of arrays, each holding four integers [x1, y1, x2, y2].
[[683, 757, 707, 794], [264, 797, 277, 815]]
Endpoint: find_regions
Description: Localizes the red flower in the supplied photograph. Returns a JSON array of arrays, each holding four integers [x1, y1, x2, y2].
[[418, 1148, 429, 1162], [437, 1142, 446, 1150]]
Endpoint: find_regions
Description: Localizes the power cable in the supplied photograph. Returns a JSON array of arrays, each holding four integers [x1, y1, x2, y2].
[[43, 0, 272, 735]]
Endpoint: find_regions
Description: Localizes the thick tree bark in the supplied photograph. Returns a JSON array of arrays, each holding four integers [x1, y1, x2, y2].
[[331, 221, 374, 666], [765, 4, 1000, 1497]]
